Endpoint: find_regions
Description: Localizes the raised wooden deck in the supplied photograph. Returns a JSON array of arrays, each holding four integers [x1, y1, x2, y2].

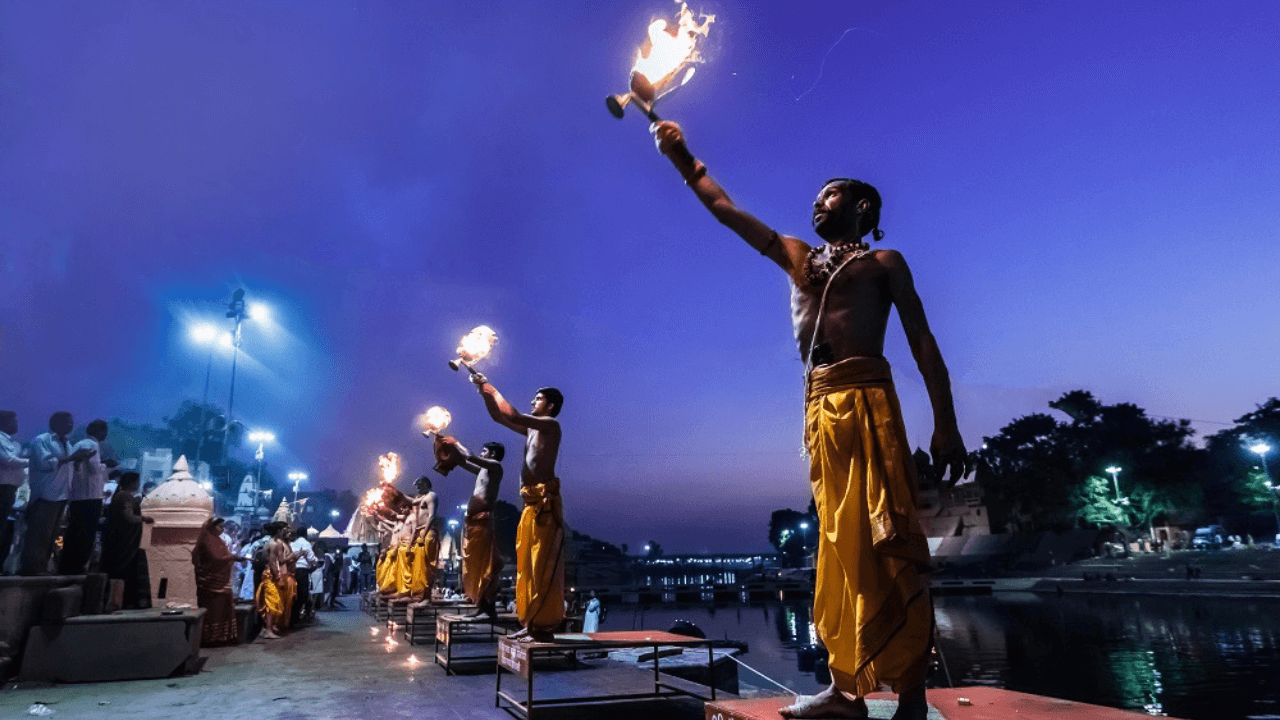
[[705, 686, 1176, 719]]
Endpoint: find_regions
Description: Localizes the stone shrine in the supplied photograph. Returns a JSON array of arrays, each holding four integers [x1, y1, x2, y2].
[[140, 455, 213, 608]]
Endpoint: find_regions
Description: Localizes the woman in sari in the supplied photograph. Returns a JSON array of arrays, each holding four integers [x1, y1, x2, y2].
[[192, 517, 243, 646]]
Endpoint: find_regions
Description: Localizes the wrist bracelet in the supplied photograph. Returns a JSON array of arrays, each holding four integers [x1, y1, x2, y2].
[[683, 161, 707, 185]]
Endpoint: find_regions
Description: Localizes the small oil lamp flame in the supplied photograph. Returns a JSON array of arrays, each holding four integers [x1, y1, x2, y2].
[[378, 452, 402, 485], [449, 325, 498, 376], [607, 2, 715, 121], [404, 654, 421, 667], [419, 406, 452, 436]]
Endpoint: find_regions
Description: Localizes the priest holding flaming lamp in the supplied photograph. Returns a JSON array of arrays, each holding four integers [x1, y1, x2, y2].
[[615, 5, 968, 719], [469, 369, 565, 642], [430, 433, 506, 621]]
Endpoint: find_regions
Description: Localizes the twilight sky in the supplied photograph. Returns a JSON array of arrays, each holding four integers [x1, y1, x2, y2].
[[2, 1, 1276, 553]]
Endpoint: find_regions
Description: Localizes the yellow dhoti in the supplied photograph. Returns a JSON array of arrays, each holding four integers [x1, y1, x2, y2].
[[408, 538, 429, 597], [462, 496, 504, 607], [377, 547, 398, 593], [255, 568, 283, 619], [395, 542, 411, 595], [517, 480, 565, 632], [806, 356, 932, 696]]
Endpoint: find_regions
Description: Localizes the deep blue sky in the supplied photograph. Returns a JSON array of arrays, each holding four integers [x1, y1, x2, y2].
[[2, 2, 1276, 552]]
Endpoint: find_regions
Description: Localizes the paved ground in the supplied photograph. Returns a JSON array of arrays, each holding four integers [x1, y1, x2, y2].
[[0, 599, 716, 720]]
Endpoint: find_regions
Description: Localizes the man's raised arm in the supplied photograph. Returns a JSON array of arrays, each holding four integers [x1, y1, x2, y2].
[[883, 250, 970, 486], [471, 373, 558, 435], [650, 121, 808, 274]]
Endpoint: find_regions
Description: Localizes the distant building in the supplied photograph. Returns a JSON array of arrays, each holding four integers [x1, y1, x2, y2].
[[917, 482, 991, 538], [138, 449, 173, 489]]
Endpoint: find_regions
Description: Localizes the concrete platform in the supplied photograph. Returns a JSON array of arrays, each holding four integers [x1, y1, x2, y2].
[[705, 687, 1178, 719], [19, 609, 205, 683]]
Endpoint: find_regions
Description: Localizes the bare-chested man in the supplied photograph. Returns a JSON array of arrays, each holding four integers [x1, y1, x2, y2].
[[256, 521, 297, 639], [470, 373, 564, 641], [405, 476, 440, 599], [434, 436, 506, 619], [649, 121, 969, 720]]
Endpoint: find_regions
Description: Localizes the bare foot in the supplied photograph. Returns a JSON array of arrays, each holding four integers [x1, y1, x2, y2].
[[260, 631, 281, 640], [779, 685, 867, 719], [890, 685, 927, 720], [508, 627, 531, 640]]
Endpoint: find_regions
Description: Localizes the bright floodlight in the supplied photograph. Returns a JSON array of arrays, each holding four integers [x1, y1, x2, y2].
[[248, 431, 275, 443], [448, 519, 459, 528], [330, 509, 340, 518], [219, 332, 234, 348], [1251, 443, 1272, 456], [288, 471, 308, 481], [799, 522, 810, 530], [190, 325, 218, 344], [249, 303, 269, 321], [1106, 466, 1121, 474]]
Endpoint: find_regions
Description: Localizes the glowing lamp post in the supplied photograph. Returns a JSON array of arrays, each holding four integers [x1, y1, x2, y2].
[[1251, 443, 1278, 543], [288, 470, 308, 508], [1105, 466, 1123, 502], [189, 324, 220, 474]]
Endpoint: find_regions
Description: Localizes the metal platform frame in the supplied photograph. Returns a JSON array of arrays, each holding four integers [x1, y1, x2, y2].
[[433, 612, 523, 674], [494, 631, 718, 719]]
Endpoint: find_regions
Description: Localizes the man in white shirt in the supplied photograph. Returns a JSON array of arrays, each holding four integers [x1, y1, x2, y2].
[[61, 419, 116, 574], [21, 412, 94, 576], [289, 526, 319, 625], [0, 411, 30, 572]]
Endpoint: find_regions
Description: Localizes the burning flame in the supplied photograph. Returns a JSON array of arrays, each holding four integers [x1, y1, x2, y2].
[[455, 325, 498, 365], [632, 3, 715, 87], [378, 452, 402, 484], [363, 487, 384, 509], [419, 406, 452, 435]]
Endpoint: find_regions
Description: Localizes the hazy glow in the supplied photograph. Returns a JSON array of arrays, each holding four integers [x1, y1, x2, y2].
[[249, 303, 270, 321], [249, 431, 276, 443], [1251, 443, 1271, 456], [190, 324, 218, 344], [288, 470, 308, 481]]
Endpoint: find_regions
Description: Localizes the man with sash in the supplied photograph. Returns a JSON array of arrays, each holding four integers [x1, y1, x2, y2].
[[433, 436, 505, 620], [648, 121, 970, 720], [471, 373, 564, 642]]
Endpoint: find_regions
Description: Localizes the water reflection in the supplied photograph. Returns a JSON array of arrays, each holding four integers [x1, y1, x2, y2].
[[934, 594, 1280, 720], [606, 595, 1280, 719]]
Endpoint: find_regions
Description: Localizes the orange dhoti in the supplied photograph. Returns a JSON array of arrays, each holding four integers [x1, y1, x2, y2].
[[805, 356, 932, 696], [516, 480, 565, 633], [423, 526, 441, 592], [408, 529, 440, 598], [462, 496, 504, 608]]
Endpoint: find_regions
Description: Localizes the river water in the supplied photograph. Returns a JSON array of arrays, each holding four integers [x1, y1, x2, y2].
[[605, 593, 1280, 720]]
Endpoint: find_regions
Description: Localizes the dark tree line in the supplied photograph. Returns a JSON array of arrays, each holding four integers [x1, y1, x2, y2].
[[976, 392, 1279, 536], [766, 393, 1280, 543]]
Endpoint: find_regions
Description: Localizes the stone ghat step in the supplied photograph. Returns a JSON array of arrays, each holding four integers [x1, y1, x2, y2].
[[705, 687, 1178, 720]]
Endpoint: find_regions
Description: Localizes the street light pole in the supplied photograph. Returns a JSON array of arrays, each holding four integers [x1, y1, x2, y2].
[[1251, 443, 1277, 543], [221, 290, 248, 475], [1106, 466, 1123, 501]]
